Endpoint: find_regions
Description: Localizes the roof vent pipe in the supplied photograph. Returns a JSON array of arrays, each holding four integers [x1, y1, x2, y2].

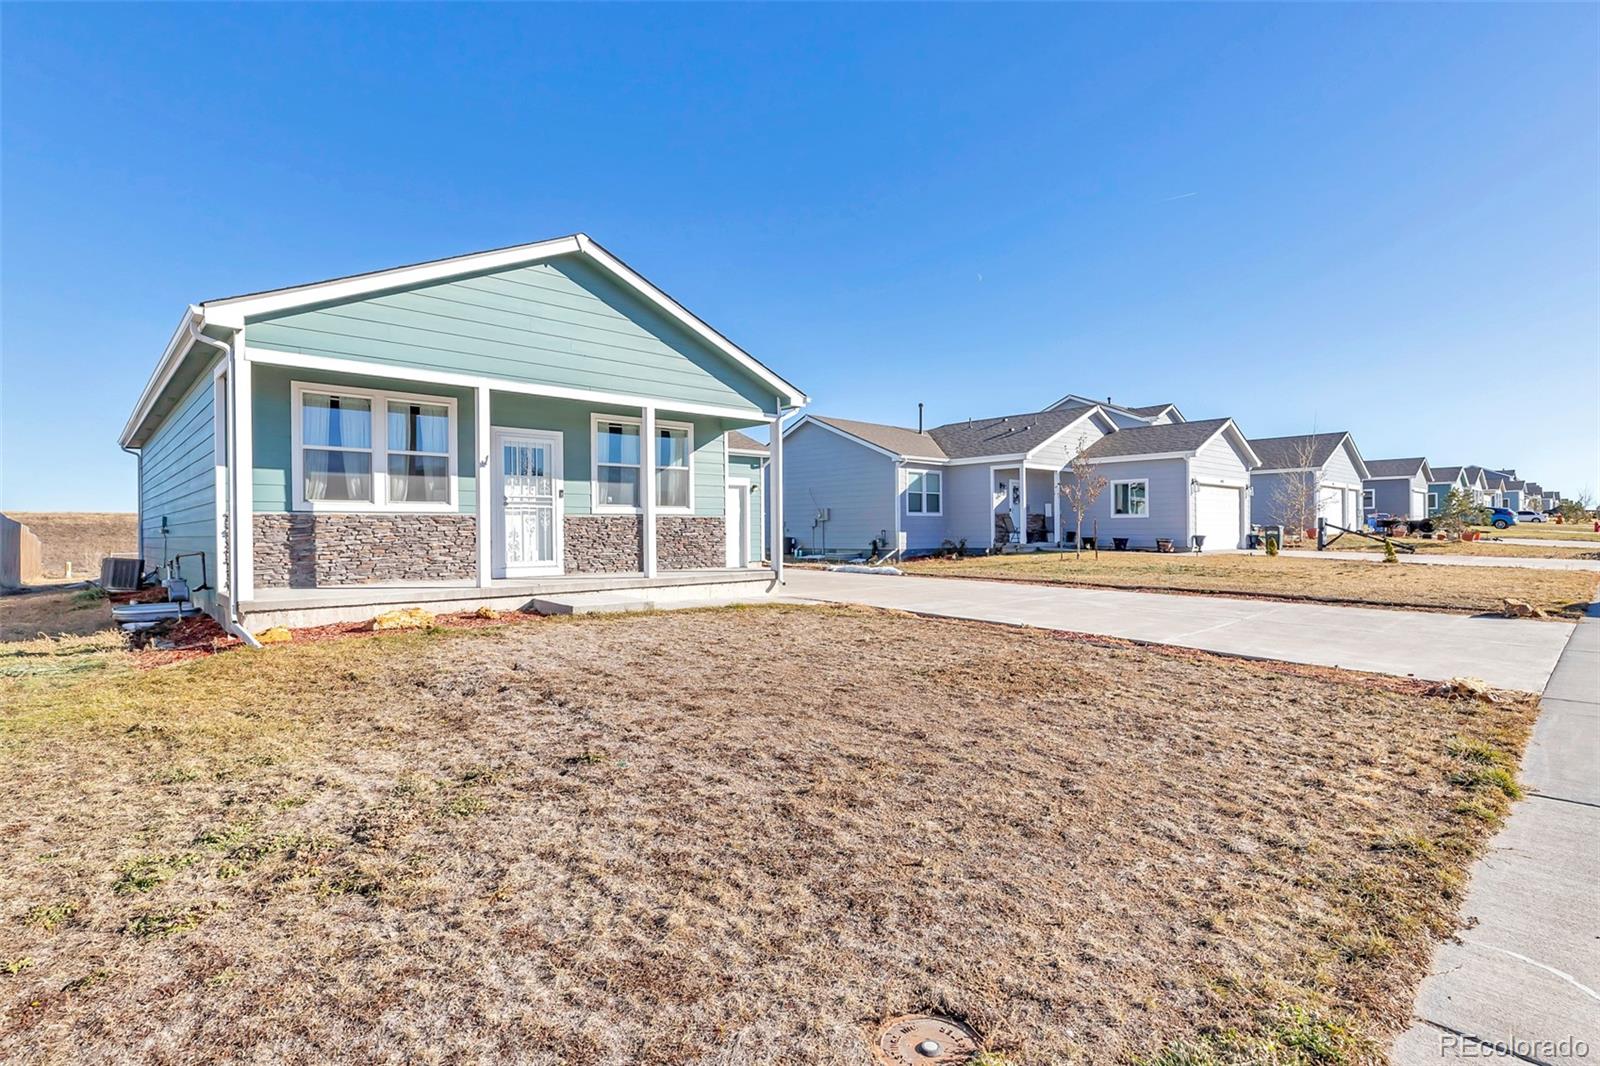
[[917, 403, 924, 434]]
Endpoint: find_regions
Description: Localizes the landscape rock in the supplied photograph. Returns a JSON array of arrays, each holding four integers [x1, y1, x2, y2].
[[255, 626, 293, 645], [370, 607, 436, 631]]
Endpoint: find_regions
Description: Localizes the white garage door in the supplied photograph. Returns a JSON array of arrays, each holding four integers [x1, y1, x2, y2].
[[1194, 485, 1243, 550], [1317, 487, 1342, 528]]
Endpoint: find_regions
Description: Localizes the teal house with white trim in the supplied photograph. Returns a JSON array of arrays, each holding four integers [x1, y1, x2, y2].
[[119, 235, 806, 636]]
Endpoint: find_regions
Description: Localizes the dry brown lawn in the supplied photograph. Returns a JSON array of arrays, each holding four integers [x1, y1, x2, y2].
[[0, 605, 1535, 1064], [1474, 524, 1600, 543], [0, 587, 116, 642], [901, 551, 1596, 618], [1324, 538, 1600, 561], [1, 512, 137, 578]]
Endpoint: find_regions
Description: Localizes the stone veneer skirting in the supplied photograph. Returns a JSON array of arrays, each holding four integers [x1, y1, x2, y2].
[[658, 515, 726, 570], [564, 515, 644, 573], [253, 513, 477, 588]]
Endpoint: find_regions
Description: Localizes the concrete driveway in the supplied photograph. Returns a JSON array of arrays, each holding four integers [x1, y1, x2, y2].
[[779, 569, 1574, 692]]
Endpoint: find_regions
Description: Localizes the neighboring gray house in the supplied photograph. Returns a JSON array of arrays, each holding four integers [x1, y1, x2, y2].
[[781, 402, 1260, 555], [1046, 393, 1184, 427], [1363, 458, 1434, 521], [1427, 466, 1471, 515], [1247, 432, 1369, 531], [1461, 466, 1495, 507]]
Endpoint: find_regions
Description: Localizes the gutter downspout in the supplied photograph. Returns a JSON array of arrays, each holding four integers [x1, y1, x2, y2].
[[120, 443, 144, 579], [183, 313, 262, 650]]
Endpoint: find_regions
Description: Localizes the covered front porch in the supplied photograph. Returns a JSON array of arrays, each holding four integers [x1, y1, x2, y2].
[[226, 353, 790, 631], [235, 567, 776, 629], [989, 463, 1063, 550]]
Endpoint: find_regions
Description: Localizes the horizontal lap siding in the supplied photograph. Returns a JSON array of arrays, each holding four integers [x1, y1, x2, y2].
[[1027, 420, 1107, 470], [782, 422, 893, 553], [1323, 443, 1363, 488], [140, 365, 218, 605], [251, 364, 477, 514], [1189, 432, 1250, 485], [729, 454, 765, 560], [944, 463, 998, 550], [1071, 458, 1188, 548], [246, 256, 773, 416], [899, 466, 950, 551]]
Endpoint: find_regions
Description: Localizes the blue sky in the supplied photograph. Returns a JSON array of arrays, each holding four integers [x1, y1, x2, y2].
[[3, 3, 1596, 509]]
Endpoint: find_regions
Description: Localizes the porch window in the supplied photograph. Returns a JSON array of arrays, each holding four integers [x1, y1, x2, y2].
[[906, 470, 942, 515], [592, 416, 694, 512], [292, 382, 456, 511], [1111, 479, 1148, 517], [387, 401, 451, 504], [594, 420, 642, 509], [301, 392, 374, 503], [656, 425, 691, 511]]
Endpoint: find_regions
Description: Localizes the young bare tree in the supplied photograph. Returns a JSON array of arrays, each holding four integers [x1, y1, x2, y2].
[[1059, 447, 1108, 560], [1270, 436, 1321, 541], [1433, 488, 1488, 537]]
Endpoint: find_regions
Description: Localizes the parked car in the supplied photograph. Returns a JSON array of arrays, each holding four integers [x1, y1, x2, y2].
[[1488, 507, 1519, 529], [1515, 510, 1546, 523]]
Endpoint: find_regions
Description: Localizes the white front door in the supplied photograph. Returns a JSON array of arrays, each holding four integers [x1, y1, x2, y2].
[[725, 480, 750, 567], [493, 428, 563, 578]]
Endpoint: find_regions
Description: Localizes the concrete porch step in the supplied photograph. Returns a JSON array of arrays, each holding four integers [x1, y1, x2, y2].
[[531, 578, 776, 616]]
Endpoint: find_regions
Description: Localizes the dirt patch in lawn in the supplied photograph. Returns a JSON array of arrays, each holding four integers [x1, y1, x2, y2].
[[1, 512, 136, 579], [0, 605, 1535, 1064], [902, 551, 1597, 618]]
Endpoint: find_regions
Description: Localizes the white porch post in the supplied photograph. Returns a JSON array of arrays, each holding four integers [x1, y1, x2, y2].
[[769, 409, 784, 583], [230, 339, 254, 603], [641, 405, 657, 577], [1018, 468, 1028, 544], [475, 385, 492, 587], [1052, 469, 1061, 545]]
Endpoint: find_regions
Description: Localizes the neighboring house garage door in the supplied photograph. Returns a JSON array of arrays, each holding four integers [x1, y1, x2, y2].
[[1410, 490, 1427, 520], [1194, 484, 1244, 550], [1316, 487, 1342, 528]]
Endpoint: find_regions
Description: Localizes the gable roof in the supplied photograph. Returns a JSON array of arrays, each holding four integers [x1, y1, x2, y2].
[[123, 233, 807, 448], [1248, 432, 1355, 472], [726, 430, 767, 456], [1046, 393, 1183, 423], [796, 415, 948, 460], [1430, 465, 1466, 482], [1462, 465, 1492, 487], [1365, 457, 1433, 480], [925, 404, 1103, 459], [1080, 417, 1258, 465]]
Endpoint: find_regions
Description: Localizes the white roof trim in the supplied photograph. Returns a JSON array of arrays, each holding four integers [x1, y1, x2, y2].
[[123, 234, 808, 446], [119, 306, 210, 447], [782, 414, 925, 462], [1196, 420, 1262, 469], [1020, 406, 1114, 462]]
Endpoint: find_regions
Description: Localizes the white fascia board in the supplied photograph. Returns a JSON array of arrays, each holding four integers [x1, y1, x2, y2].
[[1080, 449, 1194, 465], [1418, 461, 1436, 482], [727, 446, 768, 457], [1021, 406, 1107, 462], [244, 346, 766, 421], [201, 233, 807, 409], [942, 453, 1024, 466], [1206, 420, 1262, 469], [120, 305, 212, 448], [1342, 436, 1372, 481], [1364, 474, 1421, 482]]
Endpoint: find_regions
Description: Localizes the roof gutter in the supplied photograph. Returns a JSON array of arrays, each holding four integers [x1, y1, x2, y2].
[[182, 316, 261, 649]]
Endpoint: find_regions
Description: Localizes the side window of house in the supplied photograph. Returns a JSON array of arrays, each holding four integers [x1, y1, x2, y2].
[[1112, 480, 1148, 516], [906, 470, 942, 514]]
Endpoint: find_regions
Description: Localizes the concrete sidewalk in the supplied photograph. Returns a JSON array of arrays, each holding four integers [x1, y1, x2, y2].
[[779, 569, 1574, 692], [1392, 605, 1599, 1063], [1483, 536, 1600, 550], [1279, 549, 1600, 572]]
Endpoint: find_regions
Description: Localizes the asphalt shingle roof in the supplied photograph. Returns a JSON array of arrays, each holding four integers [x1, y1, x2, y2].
[[1125, 403, 1178, 418], [1430, 465, 1465, 481], [808, 416, 947, 459], [1080, 418, 1232, 459], [1247, 432, 1350, 471], [1365, 458, 1429, 478], [725, 429, 767, 454], [925, 405, 1098, 459]]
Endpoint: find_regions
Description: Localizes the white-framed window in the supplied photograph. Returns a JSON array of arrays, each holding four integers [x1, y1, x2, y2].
[[291, 381, 457, 512], [1362, 489, 1376, 510], [906, 469, 942, 515], [591, 414, 694, 514], [1428, 491, 1441, 512], [1111, 479, 1149, 517]]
